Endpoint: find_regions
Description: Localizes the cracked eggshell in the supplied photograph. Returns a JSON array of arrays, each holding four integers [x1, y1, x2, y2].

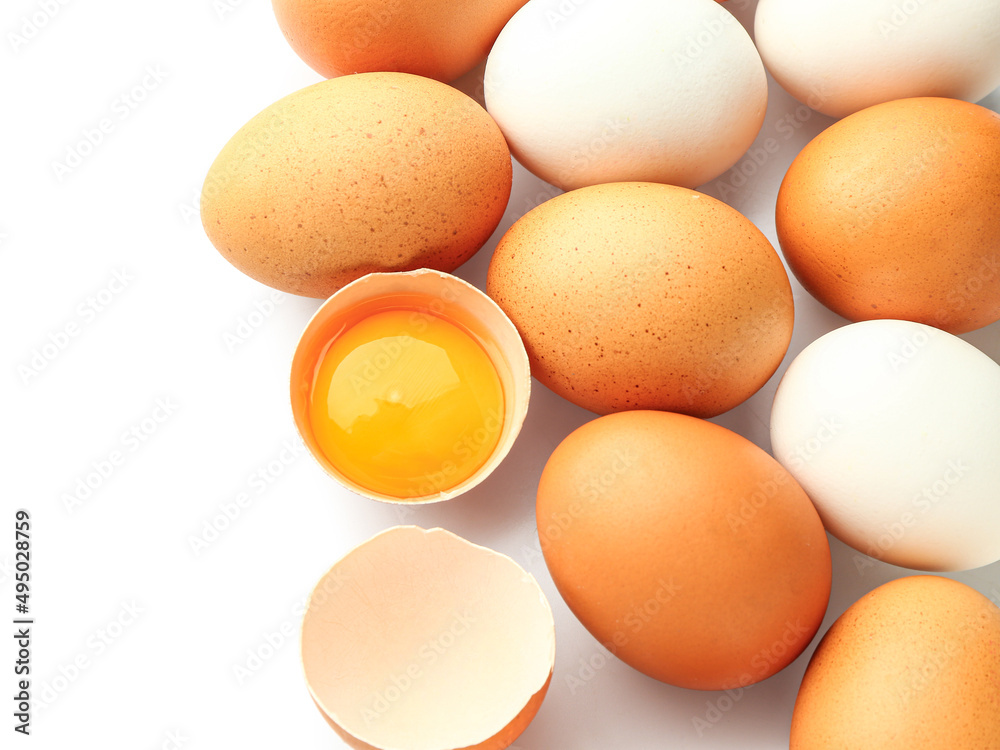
[[755, 0, 1000, 119], [770, 319, 1000, 572], [791, 576, 1000, 749], [201, 72, 511, 298], [536, 410, 831, 690], [301, 526, 556, 750], [484, 0, 767, 190], [486, 182, 794, 417], [289, 269, 531, 504], [775, 97, 1000, 334]]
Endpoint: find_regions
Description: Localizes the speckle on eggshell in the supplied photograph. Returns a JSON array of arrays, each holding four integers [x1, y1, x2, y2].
[[486, 182, 794, 417], [201, 72, 512, 298]]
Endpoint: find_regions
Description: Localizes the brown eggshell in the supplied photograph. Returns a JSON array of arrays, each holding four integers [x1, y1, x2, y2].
[[301, 526, 555, 750], [536, 410, 832, 690], [201, 72, 512, 298], [289, 269, 531, 504], [272, 0, 530, 82], [776, 97, 1000, 334], [486, 182, 794, 417], [791, 575, 1000, 749]]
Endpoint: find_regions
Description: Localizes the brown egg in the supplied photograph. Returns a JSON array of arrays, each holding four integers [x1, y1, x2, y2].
[[776, 97, 1000, 334], [486, 182, 794, 417], [536, 410, 831, 690], [272, 0, 529, 82], [201, 72, 511, 298], [791, 575, 1000, 749]]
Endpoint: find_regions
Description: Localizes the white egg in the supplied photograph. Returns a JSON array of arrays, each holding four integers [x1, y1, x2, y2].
[[770, 320, 1000, 572], [755, 0, 1000, 118], [484, 0, 767, 190]]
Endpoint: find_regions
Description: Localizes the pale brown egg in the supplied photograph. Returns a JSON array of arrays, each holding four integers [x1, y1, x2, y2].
[[486, 182, 794, 417], [536, 410, 832, 690], [791, 575, 1000, 749], [272, 0, 529, 82], [776, 97, 1000, 334], [201, 72, 511, 298]]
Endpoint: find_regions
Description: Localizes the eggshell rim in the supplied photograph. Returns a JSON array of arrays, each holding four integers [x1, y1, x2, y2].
[[299, 525, 557, 750], [289, 269, 532, 504]]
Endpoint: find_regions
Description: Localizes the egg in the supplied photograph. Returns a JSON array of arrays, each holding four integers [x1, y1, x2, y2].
[[536, 410, 831, 690], [301, 526, 555, 750], [201, 72, 511, 298], [271, 0, 529, 82], [486, 182, 794, 417], [755, 0, 1000, 119], [771, 319, 1000, 572], [484, 0, 767, 190], [776, 97, 1000, 334], [289, 270, 531, 504], [790, 575, 1000, 749]]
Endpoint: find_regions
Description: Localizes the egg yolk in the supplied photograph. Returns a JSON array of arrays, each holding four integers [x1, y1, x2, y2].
[[308, 308, 504, 499]]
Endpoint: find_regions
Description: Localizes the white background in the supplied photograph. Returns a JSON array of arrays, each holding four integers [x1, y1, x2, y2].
[[3, 1, 1000, 748]]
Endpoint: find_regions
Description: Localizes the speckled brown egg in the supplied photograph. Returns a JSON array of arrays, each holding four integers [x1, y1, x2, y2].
[[201, 72, 511, 298], [485, 182, 794, 417], [272, 0, 530, 83], [776, 97, 1000, 334], [791, 575, 1000, 749]]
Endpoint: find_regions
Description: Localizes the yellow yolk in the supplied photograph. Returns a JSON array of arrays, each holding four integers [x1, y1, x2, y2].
[[308, 308, 505, 499]]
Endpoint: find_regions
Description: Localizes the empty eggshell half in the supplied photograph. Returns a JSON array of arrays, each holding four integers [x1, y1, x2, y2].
[[300, 526, 556, 750], [290, 269, 531, 504]]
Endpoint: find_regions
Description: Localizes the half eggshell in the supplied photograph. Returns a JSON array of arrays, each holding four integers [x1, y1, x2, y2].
[[300, 526, 556, 750], [290, 269, 531, 504]]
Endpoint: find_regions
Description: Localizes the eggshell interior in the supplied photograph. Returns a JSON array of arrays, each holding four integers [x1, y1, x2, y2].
[[301, 526, 556, 750], [290, 269, 531, 504]]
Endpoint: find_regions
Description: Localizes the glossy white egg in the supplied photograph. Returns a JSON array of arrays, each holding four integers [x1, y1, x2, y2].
[[485, 0, 767, 189], [771, 320, 1000, 571], [755, 0, 1000, 118]]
